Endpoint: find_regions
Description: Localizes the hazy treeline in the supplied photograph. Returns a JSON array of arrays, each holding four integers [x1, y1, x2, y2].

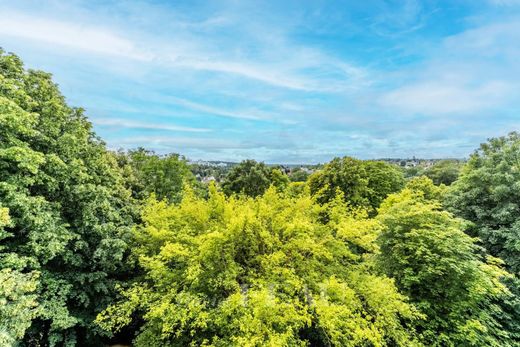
[[1, 50, 519, 346]]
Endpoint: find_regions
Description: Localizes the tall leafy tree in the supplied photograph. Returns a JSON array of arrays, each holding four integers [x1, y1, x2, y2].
[[422, 160, 462, 186], [118, 148, 197, 203], [269, 167, 290, 192], [364, 160, 406, 208], [308, 157, 404, 211], [446, 132, 520, 275], [222, 160, 289, 197], [289, 168, 310, 182], [446, 132, 520, 341], [0, 50, 137, 345], [377, 177, 514, 346], [98, 186, 421, 346]]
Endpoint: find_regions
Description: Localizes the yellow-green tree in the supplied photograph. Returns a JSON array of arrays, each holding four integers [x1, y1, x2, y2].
[[98, 185, 421, 346], [0, 207, 39, 346]]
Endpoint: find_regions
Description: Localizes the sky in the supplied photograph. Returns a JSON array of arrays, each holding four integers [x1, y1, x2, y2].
[[1, 0, 519, 163]]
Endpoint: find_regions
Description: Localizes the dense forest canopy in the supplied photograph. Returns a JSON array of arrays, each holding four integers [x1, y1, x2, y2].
[[1, 51, 520, 346]]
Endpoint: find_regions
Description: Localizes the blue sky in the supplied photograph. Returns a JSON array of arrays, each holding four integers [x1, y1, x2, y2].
[[1, 0, 519, 163]]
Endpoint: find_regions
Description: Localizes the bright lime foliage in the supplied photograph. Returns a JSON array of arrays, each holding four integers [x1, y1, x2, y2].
[[97, 186, 421, 346], [0, 207, 39, 346], [0, 50, 137, 345], [308, 157, 404, 211], [0, 267, 39, 346], [377, 178, 514, 346]]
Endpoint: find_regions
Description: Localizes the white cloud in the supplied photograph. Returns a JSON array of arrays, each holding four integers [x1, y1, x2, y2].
[[91, 118, 211, 133], [166, 97, 265, 121], [0, 8, 368, 92], [0, 12, 152, 60], [379, 18, 520, 115], [381, 80, 511, 114], [179, 59, 311, 91], [444, 21, 520, 55], [116, 135, 246, 150]]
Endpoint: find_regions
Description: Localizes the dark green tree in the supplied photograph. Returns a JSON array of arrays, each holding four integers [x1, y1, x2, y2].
[[402, 166, 424, 179], [308, 157, 370, 207], [308, 157, 404, 211], [423, 160, 462, 186], [364, 160, 406, 208], [289, 168, 310, 182], [119, 148, 197, 203], [0, 49, 137, 345], [446, 133, 520, 274], [222, 160, 288, 197], [446, 132, 520, 341], [377, 177, 514, 346]]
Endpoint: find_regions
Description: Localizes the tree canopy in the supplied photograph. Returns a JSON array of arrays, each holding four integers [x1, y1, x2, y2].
[[422, 160, 462, 186], [117, 148, 196, 203], [97, 186, 421, 346], [222, 160, 289, 197], [446, 133, 520, 275], [289, 168, 311, 182], [446, 133, 520, 341], [377, 177, 513, 346], [308, 157, 405, 211], [0, 49, 137, 345]]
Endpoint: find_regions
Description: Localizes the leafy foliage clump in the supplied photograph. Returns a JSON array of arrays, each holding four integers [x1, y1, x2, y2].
[[117, 148, 197, 203], [0, 49, 137, 345], [446, 132, 520, 342], [377, 178, 514, 346], [222, 160, 289, 197], [447, 132, 520, 275], [308, 157, 405, 211], [97, 186, 421, 346], [0, 208, 39, 346], [422, 160, 462, 186]]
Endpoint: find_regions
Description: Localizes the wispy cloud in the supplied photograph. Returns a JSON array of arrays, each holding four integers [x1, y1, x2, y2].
[[2, 0, 519, 162], [0, 11, 151, 60], [0, 7, 366, 92], [381, 80, 512, 114], [166, 97, 265, 121], [379, 17, 520, 116], [91, 118, 212, 133], [368, 0, 427, 38], [116, 135, 246, 151]]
